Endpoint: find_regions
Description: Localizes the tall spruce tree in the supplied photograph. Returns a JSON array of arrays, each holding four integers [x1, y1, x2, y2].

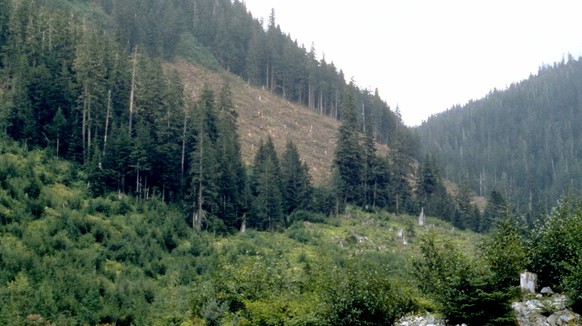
[[362, 129, 381, 208], [251, 137, 283, 230], [216, 83, 247, 230], [389, 129, 416, 215], [281, 139, 312, 214], [0, 0, 11, 67], [481, 189, 508, 232], [189, 86, 220, 230], [152, 70, 184, 201], [74, 29, 108, 164], [333, 86, 363, 205], [416, 155, 456, 221]]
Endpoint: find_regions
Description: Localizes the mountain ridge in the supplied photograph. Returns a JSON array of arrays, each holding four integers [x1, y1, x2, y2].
[[417, 56, 582, 218]]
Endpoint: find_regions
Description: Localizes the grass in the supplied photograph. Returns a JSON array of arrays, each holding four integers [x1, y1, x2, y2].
[[215, 206, 484, 280]]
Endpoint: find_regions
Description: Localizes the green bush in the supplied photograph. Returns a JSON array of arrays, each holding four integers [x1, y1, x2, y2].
[[480, 217, 528, 295], [288, 210, 327, 224], [528, 198, 582, 290], [287, 221, 320, 244], [413, 233, 515, 325], [564, 256, 582, 313], [317, 258, 416, 325]]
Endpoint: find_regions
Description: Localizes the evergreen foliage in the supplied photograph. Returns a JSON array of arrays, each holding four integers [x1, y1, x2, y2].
[[416, 155, 456, 222], [215, 83, 247, 231], [334, 88, 363, 204], [281, 139, 312, 215], [528, 197, 582, 292], [418, 56, 582, 218], [413, 234, 517, 325], [250, 137, 284, 230]]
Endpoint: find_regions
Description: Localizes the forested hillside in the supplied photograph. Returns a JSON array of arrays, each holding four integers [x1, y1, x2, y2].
[[417, 56, 582, 222], [2, 0, 582, 324], [94, 0, 405, 146], [0, 0, 424, 231]]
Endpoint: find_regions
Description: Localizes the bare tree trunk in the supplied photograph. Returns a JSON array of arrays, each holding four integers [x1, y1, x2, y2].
[[308, 82, 314, 110], [81, 84, 89, 164], [136, 168, 140, 196], [103, 89, 111, 157], [195, 110, 205, 231], [265, 64, 269, 89], [362, 103, 366, 133], [270, 67, 275, 92], [334, 90, 339, 119], [181, 108, 188, 179], [87, 94, 92, 159], [319, 90, 323, 114], [128, 46, 138, 136]]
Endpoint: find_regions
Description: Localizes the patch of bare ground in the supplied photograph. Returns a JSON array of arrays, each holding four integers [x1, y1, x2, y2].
[[168, 59, 342, 184], [444, 180, 487, 212]]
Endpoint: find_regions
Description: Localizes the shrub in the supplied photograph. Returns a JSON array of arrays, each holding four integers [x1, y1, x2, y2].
[[480, 217, 528, 296], [564, 256, 582, 313], [318, 258, 416, 325], [413, 233, 515, 325], [528, 198, 582, 290], [288, 210, 327, 225], [287, 222, 320, 244]]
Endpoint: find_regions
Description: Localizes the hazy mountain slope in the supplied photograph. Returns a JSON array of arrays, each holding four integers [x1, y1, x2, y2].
[[417, 56, 582, 219]]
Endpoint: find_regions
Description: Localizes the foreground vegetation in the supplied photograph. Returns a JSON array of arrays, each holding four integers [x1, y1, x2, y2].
[[1, 139, 581, 325]]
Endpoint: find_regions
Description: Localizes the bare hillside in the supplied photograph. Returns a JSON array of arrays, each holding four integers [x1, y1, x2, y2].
[[170, 59, 341, 183]]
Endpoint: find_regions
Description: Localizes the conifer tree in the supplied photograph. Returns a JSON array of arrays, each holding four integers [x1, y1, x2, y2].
[[47, 107, 67, 157], [281, 140, 312, 214], [189, 86, 219, 230], [251, 137, 283, 230], [454, 181, 480, 231], [416, 155, 456, 221], [333, 86, 363, 205], [0, 0, 11, 66], [389, 129, 416, 215], [154, 71, 184, 201], [481, 189, 508, 232], [74, 29, 108, 164], [216, 83, 247, 230], [362, 129, 380, 208]]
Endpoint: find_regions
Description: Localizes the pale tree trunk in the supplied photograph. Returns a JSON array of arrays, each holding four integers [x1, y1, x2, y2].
[[82, 84, 88, 164], [103, 89, 111, 157], [334, 90, 339, 119], [362, 103, 366, 133], [194, 111, 205, 231], [319, 90, 323, 115], [87, 94, 91, 159], [128, 46, 138, 136], [180, 108, 188, 179]]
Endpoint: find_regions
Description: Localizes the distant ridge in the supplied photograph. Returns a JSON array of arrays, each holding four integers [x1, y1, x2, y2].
[[417, 56, 582, 218]]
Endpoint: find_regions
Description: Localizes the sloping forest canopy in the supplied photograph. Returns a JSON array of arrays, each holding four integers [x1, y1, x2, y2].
[[417, 56, 582, 224], [0, 0, 430, 231]]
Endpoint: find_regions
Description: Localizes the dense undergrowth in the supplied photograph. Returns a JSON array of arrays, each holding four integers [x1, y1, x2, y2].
[[1, 138, 581, 325], [0, 138, 454, 324]]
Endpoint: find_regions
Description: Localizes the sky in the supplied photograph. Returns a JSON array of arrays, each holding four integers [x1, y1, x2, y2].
[[243, 0, 582, 126]]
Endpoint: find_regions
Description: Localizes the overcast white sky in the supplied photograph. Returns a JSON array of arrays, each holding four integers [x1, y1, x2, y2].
[[243, 0, 582, 126]]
